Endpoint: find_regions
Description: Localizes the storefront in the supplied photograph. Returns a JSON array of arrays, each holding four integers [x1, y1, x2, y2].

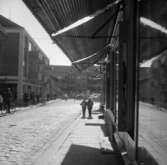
[[23, 0, 167, 164]]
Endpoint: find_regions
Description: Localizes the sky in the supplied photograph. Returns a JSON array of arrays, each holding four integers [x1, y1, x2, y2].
[[0, 0, 71, 65]]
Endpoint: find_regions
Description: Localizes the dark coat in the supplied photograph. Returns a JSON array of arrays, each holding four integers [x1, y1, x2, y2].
[[87, 99, 94, 109], [3, 90, 12, 104], [80, 99, 87, 109]]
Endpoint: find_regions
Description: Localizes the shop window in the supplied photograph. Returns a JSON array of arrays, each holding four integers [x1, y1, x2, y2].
[[138, 1, 167, 164]]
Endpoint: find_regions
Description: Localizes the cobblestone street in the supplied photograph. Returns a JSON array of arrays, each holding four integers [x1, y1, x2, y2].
[[0, 99, 81, 165]]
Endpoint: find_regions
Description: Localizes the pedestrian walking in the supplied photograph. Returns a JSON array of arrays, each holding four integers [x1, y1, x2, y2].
[[87, 98, 94, 119], [0, 93, 3, 113], [23, 93, 29, 106], [3, 88, 13, 113], [64, 93, 68, 101], [80, 99, 87, 118]]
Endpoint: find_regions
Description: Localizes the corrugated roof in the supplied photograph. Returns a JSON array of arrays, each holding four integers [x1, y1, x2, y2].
[[23, 0, 120, 70]]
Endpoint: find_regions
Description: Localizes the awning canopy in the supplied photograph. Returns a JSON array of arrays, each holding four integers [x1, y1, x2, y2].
[[22, 0, 120, 70], [72, 44, 111, 70]]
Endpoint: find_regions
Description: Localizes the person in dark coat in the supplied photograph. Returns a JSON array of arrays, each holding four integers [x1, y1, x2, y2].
[[23, 93, 28, 105], [0, 93, 3, 113], [80, 99, 87, 118], [4, 88, 13, 113], [87, 98, 94, 119]]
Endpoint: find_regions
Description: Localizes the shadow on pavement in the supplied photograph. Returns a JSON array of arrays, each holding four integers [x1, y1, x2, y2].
[[61, 144, 124, 165], [138, 147, 159, 165]]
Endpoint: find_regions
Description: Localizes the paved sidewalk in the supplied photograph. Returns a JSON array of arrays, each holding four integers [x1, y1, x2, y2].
[[44, 111, 124, 165]]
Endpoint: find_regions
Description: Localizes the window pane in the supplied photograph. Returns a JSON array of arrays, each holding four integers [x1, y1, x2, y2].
[[138, 0, 167, 164]]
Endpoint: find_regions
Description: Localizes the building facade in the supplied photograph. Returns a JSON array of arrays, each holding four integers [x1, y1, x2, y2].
[[0, 15, 50, 105], [50, 65, 103, 98]]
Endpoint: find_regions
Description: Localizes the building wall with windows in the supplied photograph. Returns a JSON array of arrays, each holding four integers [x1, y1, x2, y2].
[[0, 33, 19, 76], [0, 16, 50, 105], [50, 65, 103, 98]]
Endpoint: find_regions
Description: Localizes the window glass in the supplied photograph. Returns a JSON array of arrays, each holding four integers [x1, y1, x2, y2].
[[138, 1, 167, 164], [28, 41, 32, 52]]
